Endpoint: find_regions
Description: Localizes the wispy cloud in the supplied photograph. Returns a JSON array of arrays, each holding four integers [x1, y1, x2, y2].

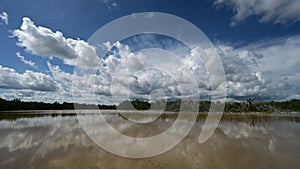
[[102, 0, 118, 10], [214, 0, 300, 26], [16, 52, 37, 68], [0, 11, 8, 25]]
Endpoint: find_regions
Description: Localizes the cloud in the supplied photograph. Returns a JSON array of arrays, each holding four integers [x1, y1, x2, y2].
[[47, 61, 113, 104], [12, 17, 100, 69], [111, 2, 117, 7], [5, 18, 300, 103], [43, 35, 300, 103], [0, 11, 8, 25], [249, 36, 300, 99], [214, 0, 300, 25], [102, 0, 118, 10], [216, 45, 268, 99], [16, 52, 37, 68], [0, 116, 91, 154], [98, 42, 203, 102], [0, 65, 58, 91], [217, 35, 300, 100]]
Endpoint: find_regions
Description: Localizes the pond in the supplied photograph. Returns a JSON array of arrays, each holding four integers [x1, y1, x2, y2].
[[0, 111, 299, 169]]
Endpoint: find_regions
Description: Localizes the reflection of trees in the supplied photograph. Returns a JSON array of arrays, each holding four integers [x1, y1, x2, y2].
[[0, 113, 77, 122]]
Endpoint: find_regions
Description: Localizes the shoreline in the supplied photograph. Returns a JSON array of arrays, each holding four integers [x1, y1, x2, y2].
[[0, 109, 299, 117]]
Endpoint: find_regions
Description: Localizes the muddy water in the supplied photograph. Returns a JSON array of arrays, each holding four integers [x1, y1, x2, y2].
[[0, 112, 299, 169]]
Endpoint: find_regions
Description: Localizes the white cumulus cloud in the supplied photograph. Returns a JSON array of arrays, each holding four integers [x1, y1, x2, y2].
[[12, 17, 100, 69], [45, 35, 300, 103], [0, 65, 58, 91], [216, 35, 300, 100], [4, 17, 300, 103], [216, 45, 268, 99]]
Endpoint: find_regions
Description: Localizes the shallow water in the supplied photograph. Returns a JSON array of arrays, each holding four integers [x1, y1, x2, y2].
[[0, 111, 299, 169]]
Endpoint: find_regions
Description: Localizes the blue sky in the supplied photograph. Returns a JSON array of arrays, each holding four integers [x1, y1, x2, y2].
[[0, 0, 300, 103]]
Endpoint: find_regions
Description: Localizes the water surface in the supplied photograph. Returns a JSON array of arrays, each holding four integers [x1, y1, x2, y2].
[[0, 111, 299, 169]]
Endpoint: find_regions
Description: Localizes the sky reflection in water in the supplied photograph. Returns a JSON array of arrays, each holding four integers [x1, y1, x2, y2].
[[0, 112, 299, 169]]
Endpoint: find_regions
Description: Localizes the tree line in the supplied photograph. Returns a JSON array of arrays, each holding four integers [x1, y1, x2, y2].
[[0, 98, 116, 111], [1, 98, 300, 112], [119, 99, 300, 112]]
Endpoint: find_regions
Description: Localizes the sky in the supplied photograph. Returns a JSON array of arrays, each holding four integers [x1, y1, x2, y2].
[[0, 0, 300, 104]]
